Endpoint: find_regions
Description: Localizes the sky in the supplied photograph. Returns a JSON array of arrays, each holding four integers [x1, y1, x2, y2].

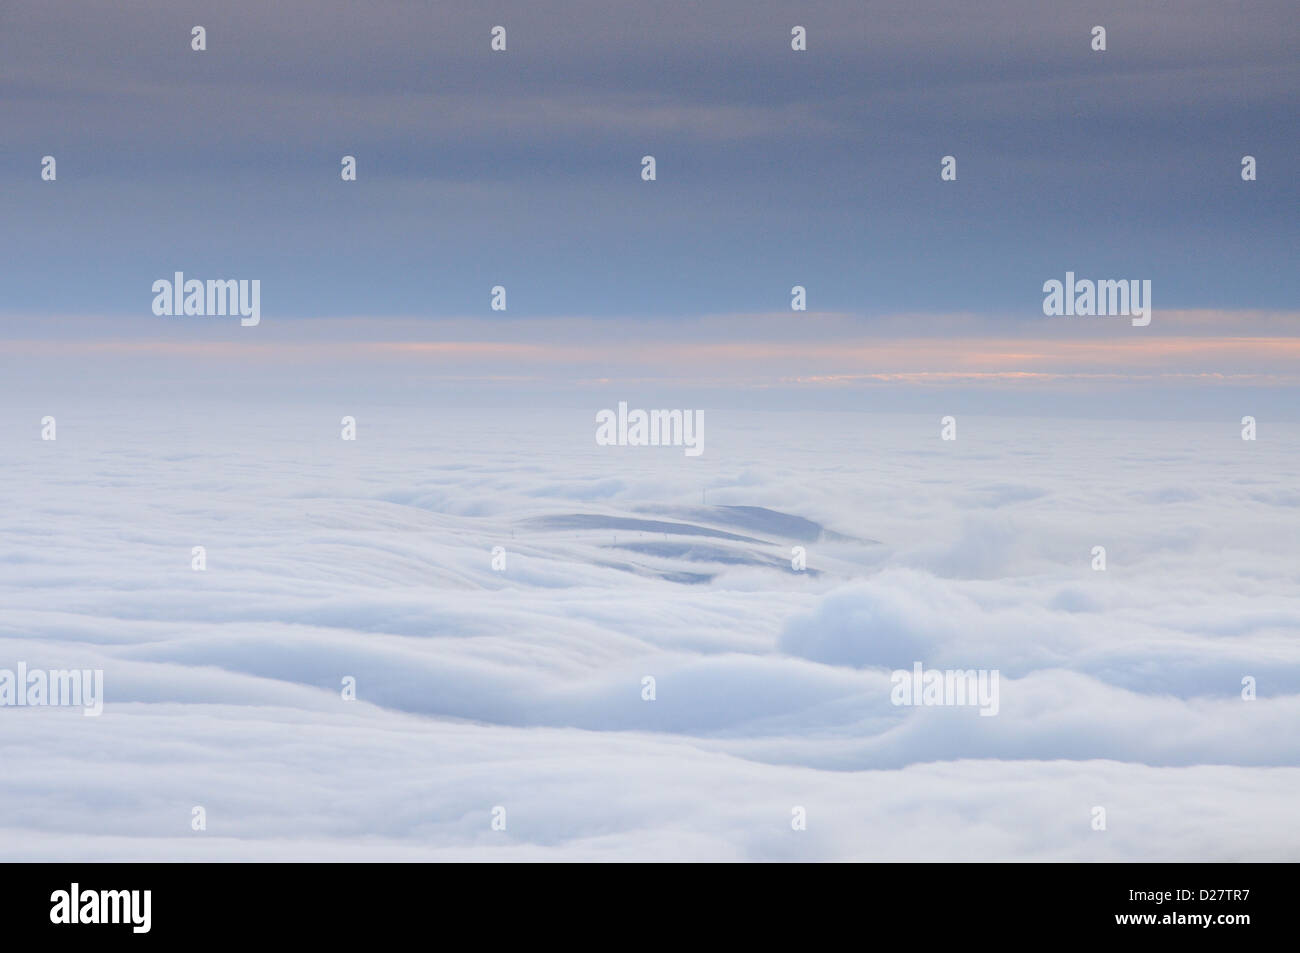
[[1, 0, 1296, 322]]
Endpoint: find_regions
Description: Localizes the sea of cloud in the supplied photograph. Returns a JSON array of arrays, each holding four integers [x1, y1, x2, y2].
[[1, 399, 1296, 860]]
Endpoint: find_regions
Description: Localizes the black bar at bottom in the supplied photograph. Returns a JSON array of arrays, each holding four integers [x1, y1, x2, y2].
[[1, 862, 1285, 940]]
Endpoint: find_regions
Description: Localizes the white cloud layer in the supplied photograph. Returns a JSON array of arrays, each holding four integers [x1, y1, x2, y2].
[[1, 401, 1297, 859]]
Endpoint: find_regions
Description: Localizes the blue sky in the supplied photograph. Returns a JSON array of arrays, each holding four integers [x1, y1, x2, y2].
[[2, 0, 1296, 320]]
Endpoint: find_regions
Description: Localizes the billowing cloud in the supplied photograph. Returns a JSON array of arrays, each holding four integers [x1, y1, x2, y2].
[[2, 396, 1297, 859]]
